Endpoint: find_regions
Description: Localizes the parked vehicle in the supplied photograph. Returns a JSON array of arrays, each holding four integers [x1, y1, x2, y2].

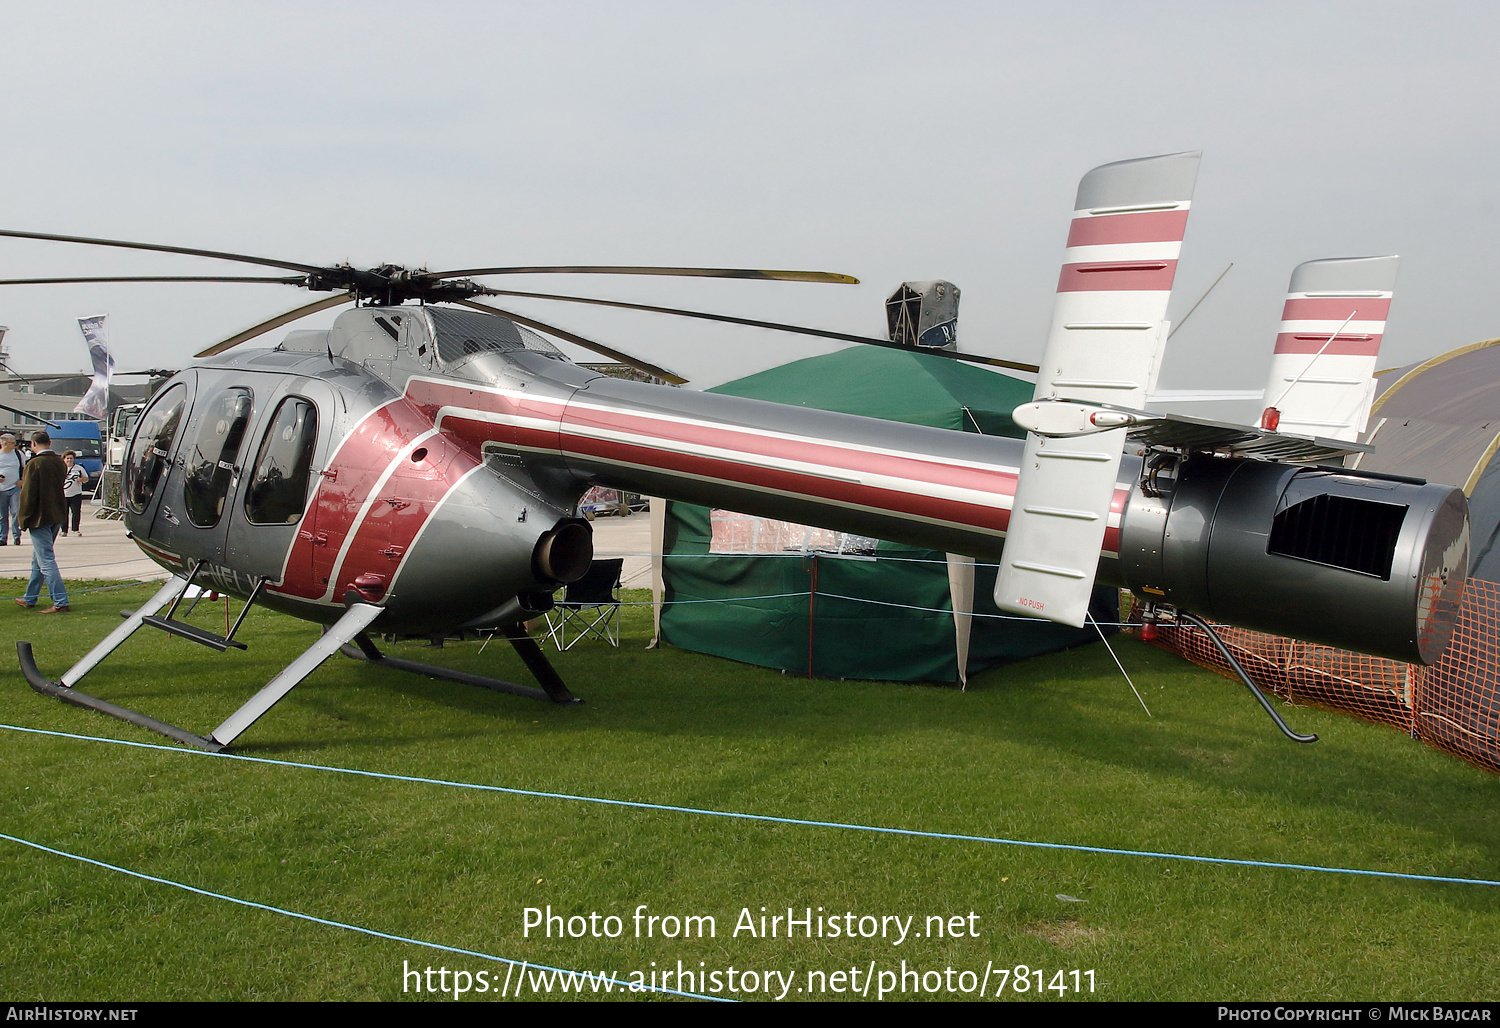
[[107, 402, 144, 469], [46, 420, 104, 490]]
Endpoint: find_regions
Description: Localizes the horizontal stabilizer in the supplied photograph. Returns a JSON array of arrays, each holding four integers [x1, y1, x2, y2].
[[1123, 408, 1371, 463], [1013, 399, 1372, 463]]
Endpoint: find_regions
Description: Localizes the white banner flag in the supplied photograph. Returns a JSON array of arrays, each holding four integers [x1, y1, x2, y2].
[[74, 314, 114, 420]]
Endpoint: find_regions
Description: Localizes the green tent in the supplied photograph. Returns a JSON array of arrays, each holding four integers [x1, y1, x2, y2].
[[653, 347, 1114, 683]]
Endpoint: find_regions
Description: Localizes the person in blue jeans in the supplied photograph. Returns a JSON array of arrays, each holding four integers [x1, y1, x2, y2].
[[0, 433, 24, 545], [15, 430, 69, 613]]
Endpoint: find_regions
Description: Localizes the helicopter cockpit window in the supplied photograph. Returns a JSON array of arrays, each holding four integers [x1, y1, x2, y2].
[[183, 388, 254, 528], [244, 397, 318, 526], [427, 308, 565, 368], [124, 383, 187, 515]]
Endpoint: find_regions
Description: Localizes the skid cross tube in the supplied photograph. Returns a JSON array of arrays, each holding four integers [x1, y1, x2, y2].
[[56, 577, 187, 689], [340, 627, 580, 705], [208, 602, 385, 746]]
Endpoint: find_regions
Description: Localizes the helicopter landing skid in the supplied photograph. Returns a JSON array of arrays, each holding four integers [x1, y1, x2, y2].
[[19, 594, 387, 752], [339, 625, 581, 705]]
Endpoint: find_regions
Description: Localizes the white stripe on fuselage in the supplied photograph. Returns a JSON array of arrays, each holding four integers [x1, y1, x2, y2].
[[273, 396, 404, 600], [1061, 241, 1183, 264], [317, 428, 441, 604], [385, 461, 493, 601]]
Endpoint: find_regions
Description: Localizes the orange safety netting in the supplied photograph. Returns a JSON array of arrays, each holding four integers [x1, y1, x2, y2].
[[1136, 578, 1500, 773]]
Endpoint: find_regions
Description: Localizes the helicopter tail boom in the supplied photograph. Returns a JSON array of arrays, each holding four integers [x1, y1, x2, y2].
[[402, 355, 1468, 665]]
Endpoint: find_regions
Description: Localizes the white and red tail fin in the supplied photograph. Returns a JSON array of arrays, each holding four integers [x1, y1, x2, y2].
[[1260, 255, 1397, 441], [995, 152, 1199, 627]]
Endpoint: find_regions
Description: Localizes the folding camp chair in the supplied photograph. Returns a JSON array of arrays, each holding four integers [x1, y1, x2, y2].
[[544, 558, 623, 650]]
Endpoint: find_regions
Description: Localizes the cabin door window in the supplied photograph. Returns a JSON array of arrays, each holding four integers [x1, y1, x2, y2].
[[244, 397, 318, 525], [123, 383, 188, 516], [182, 388, 254, 528]]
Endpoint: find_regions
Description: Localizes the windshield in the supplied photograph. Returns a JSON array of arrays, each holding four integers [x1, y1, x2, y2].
[[63, 438, 103, 461], [113, 409, 140, 438]]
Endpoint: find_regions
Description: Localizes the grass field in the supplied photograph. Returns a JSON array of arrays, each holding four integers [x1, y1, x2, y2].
[[1, 581, 1497, 1002]]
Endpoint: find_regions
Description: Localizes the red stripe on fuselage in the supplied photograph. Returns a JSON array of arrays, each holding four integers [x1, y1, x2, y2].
[[271, 396, 479, 601], [133, 537, 188, 571], [559, 429, 1013, 537], [1065, 209, 1189, 247], [560, 401, 1018, 498], [1272, 332, 1384, 357], [1057, 260, 1178, 293], [330, 431, 480, 602], [404, 378, 566, 447], [1279, 296, 1390, 324], [273, 400, 418, 598]]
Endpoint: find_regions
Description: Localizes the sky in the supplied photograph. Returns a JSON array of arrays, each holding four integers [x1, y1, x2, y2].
[[2, 1, 1497, 410]]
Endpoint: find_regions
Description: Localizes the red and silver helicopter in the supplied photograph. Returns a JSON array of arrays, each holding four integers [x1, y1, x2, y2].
[[5, 153, 1470, 751]]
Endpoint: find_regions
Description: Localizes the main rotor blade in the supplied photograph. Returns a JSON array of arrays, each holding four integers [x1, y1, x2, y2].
[[0, 229, 325, 275], [476, 286, 1041, 374], [454, 299, 688, 385], [1, 373, 91, 385], [432, 265, 858, 284], [0, 362, 38, 387], [0, 400, 61, 429], [0, 275, 306, 286], [194, 293, 356, 358], [823, 332, 1039, 374], [2, 371, 175, 386]]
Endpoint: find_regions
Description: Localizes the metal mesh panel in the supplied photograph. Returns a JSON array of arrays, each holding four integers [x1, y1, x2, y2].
[[514, 323, 565, 357], [428, 308, 564, 366]]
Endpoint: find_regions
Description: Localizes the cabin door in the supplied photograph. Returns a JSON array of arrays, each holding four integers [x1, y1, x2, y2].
[[151, 383, 256, 566]]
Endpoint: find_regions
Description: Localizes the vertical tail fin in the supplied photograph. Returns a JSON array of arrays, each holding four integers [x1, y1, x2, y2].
[[994, 152, 1199, 627], [1260, 255, 1397, 441]]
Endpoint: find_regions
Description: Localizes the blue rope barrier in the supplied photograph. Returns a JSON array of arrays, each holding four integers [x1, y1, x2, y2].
[[0, 828, 728, 1002], [3, 724, 1495, 890]]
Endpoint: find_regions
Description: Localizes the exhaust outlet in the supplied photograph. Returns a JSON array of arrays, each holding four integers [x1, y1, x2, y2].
[[532, 518, 594, 585]]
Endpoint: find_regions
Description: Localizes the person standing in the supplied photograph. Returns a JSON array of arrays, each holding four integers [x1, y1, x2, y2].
[[61, 450, 86, 536], [0, 433, 24, 545], [16, 430, 69, 613]]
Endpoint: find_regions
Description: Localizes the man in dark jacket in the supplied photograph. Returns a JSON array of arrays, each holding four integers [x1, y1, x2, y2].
[[16, 430, 69, 613]]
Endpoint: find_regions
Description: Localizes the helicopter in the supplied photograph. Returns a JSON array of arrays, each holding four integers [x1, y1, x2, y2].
[[5, 152, 1470, 753]]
